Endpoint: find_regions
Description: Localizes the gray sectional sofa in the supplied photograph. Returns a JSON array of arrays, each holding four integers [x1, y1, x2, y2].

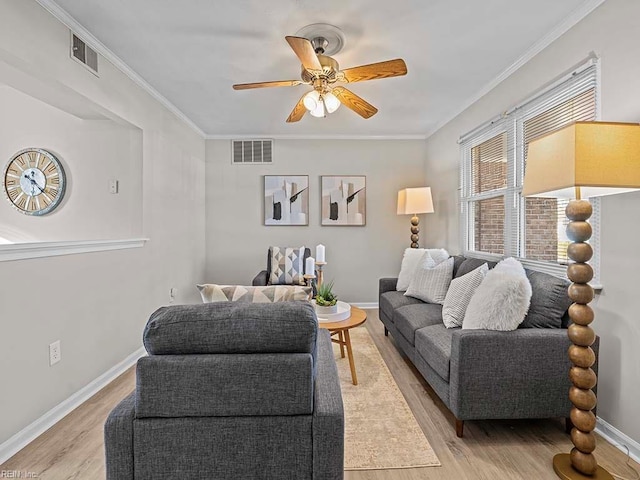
[[105, 302, 344, 480], [379, 255, 599, 437]]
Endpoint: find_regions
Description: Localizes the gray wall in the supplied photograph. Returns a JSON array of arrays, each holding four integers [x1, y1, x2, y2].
[[423, 0, 640, 444], [0, 0, 205, 445], [205, 139, 431, 303]]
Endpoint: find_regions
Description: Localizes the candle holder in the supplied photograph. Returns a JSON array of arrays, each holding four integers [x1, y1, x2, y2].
[[303, 273, 317, 292], [315, 261, 327, 288]]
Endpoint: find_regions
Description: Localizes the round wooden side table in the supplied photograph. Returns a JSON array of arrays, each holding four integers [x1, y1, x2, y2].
[[320, 306, 367, 385]]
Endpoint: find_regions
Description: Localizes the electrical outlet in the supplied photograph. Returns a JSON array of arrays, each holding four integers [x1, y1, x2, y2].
[[49, 340, 61, 366], [169, 287, 177, 303]]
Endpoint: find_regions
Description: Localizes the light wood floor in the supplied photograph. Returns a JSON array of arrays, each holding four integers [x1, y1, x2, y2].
[[2, 309, 639, 479]]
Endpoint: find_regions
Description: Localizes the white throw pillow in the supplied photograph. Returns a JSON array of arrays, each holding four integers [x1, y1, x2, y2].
[[442, 263, 489, 328], [396, 248, 449, 291], [426, 248, 450, 265], [404, 256, 454, 304], [462, 258, 532, 331]]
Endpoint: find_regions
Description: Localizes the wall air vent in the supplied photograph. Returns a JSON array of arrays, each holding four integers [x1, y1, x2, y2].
[[232, 140, 273, 164], [70, 32, 99, 76]]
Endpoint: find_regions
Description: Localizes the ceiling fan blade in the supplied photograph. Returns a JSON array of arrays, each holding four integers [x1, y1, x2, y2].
[[286, 94, 308, 123], [233, 80, 302, 90], [285, 36, 323, 72], [332, 87, 378, 119], [340, 59, 407, 83]]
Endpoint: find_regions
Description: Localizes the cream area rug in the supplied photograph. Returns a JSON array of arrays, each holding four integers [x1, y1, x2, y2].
[[332, 325, 441, 470]]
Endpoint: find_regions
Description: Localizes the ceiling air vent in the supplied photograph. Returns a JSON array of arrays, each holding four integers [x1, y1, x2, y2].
[[70, 32, 99, 76], [232, 140, 273, 164]]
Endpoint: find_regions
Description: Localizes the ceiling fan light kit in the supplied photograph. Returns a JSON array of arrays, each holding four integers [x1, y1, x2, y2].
[[232, 23, 407, 123]]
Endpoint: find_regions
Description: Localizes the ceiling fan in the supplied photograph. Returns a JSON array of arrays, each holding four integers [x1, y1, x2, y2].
[[232, 27, 407, 123]]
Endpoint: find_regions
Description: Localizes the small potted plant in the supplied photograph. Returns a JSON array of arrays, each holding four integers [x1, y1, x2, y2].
[[315, 280, 338, 315]]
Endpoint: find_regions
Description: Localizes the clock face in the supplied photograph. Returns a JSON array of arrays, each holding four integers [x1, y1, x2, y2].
[[3, 148, 66, 216]]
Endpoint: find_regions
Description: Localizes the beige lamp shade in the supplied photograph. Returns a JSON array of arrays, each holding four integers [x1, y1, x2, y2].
[[397, 187, 434, 215], [522, 121, 640, 199]]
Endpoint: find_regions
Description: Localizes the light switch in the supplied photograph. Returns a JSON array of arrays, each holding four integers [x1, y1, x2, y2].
[[109, 179, 119, 194]]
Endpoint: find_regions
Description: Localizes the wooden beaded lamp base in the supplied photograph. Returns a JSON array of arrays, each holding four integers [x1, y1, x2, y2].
[[410, 215, 420, 248], [553, 454, 613, 480], [560, 199, 613, 479]]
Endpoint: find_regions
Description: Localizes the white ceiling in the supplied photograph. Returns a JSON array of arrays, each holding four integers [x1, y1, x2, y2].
[[47, 0, 596, 138]]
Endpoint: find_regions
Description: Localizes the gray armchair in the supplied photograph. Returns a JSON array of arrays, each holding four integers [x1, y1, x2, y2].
[[105, 301, 344, 480]]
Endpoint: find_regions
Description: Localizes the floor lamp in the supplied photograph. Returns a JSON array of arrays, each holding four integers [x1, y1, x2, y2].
[[523, 121, 640, 479], [397, 187, 434, 248]]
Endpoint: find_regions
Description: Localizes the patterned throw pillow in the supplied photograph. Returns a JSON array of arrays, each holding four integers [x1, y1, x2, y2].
[[269, 246, 305, 285], [442, 263, 488, 328], [404, 255, 454, 304], [197, 284, 312, 303]]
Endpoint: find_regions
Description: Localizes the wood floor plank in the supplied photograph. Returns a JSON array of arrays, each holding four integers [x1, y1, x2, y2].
[[2, 310, 638, 480]]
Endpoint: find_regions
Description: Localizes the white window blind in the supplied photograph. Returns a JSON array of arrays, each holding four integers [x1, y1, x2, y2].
[[460, 59, 600, 280]]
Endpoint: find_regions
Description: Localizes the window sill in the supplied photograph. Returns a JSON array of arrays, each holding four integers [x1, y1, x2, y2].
[[0, 238, 148, 262]]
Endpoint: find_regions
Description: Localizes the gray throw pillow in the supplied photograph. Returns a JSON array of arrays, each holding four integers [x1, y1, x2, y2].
[[404, 256, 454, 305], [520, 270, 572, 328]]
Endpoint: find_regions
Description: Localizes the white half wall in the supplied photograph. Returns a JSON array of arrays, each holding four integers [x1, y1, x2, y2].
[[204, 139, 430, 303], [423, 0, 640, 446], [0, 0, 205, 446]]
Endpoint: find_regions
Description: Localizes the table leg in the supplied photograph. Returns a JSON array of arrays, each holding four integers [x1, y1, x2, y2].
[[339, 331, 345, 358], [343, 329, 358, 385]]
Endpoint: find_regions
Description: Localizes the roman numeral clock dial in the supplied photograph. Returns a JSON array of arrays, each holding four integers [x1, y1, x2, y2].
[[3, 148, 66, 216]]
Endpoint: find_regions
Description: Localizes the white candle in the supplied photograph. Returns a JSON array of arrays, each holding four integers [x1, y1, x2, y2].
[[306, 256, 315, 276], [316, 244, 326, 263]]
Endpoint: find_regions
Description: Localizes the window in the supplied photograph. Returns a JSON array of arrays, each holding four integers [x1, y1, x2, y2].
[[460, 59, 599, 278]]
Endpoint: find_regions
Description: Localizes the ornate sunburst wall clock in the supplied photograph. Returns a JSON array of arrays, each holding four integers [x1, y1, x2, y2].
[[3, 148, 66, 216]]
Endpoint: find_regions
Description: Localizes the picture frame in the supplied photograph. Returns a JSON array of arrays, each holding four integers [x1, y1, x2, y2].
[[264, 175, 309, 226], [321, 176, 366, 226]]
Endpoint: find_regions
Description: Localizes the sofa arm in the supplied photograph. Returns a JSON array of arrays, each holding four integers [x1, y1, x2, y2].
[[313, 329, 344, 480], [379, 278, 398, 295], [252, 270, 269, 286], [104, 392, 135, 480], [449, 328, 594, 421]]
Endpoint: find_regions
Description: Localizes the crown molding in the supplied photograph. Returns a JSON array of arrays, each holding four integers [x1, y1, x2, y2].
[[205, 134, 427, 141], [424, 0, 607, 139], [33, 0, 206, 138]]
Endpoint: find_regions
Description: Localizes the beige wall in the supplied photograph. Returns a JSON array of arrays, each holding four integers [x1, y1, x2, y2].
[[205, 139, 431, 303], [0, 85, 142, 242], [424, 0, 640, 444], [0, 0, 205, 445]]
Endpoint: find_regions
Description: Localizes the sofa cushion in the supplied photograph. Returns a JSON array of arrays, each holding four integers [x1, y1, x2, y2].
[[451, 255, 466, 278], [144, 302, 317, 355], [455, 257, 497, 278], [415, 324, 454, 382], [394, 304, 444, 345], [521, 270, 572, 328], [379, 291, 424, 322]]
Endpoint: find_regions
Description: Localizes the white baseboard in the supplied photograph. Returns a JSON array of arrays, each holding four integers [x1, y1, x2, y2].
[[351, 302, 378, 309], [0, 346, 145, 464], [596, 416, 640, 465]]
